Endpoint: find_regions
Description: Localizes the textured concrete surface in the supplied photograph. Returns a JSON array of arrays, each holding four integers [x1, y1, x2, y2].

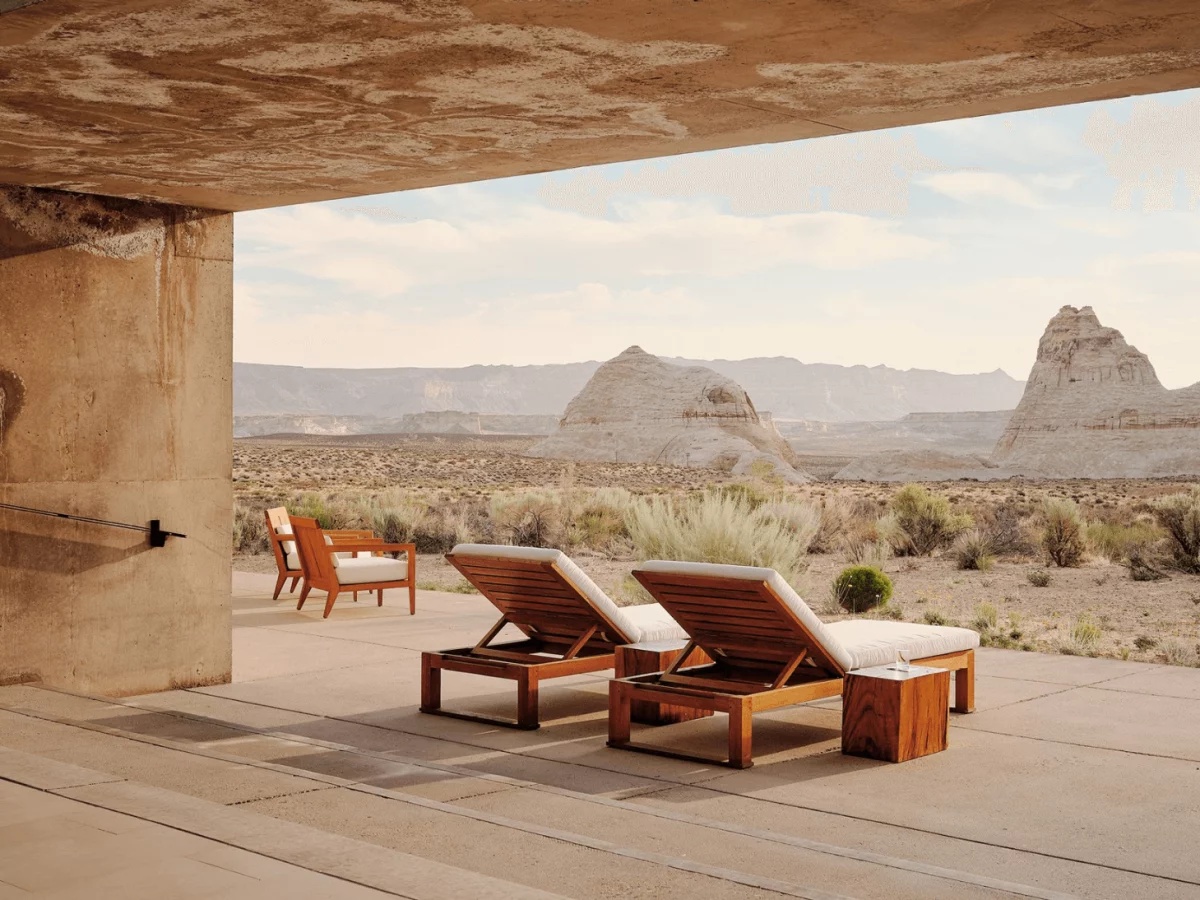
[[1, 571, 1198, 899], [1, 1, 1199, 210], [0, 185, 233, 695]]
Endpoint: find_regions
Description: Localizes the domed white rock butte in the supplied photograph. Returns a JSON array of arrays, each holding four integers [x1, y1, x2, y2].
[[527, 346, 810, 482], [992, 305, 1200, 478]]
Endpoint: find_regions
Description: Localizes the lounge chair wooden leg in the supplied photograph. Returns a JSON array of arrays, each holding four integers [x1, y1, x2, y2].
[[728, 700, 753, 768], [297, 584, 311, 611], [377, 588, 384, 607], [516, 669, 539, 729], [954, 650, 976, 713], [289, 576, 300, 592], [323, 588, 339, 619], [353, 591, 359, 602], [420, 655, 441, 713], [408, 582, 416, 615], [608, 681, 631, 746], [272, 573, 287, 602]]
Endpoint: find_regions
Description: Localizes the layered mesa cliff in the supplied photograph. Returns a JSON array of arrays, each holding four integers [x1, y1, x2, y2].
[[527, 346, 808, 481], [992, 305, 1200, 477]]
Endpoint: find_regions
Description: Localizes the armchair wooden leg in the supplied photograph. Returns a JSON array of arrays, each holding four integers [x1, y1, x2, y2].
[[322, 588, 339, 619], [954, 650, 976, 713], [272, 573, 287, 602], [377, 588, 384, 607], [297, 583, 311, 611], [728, 700, 753, 769], [289, 576, 300, 592], [353, 591, 359, 602], [420, 655, 441, 713], [516, 669, 540, 729], [408, 582, 416, 615], [608, 681, 631, 747]]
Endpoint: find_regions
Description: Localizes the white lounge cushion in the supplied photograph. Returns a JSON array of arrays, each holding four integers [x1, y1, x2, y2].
[[621, 603, 689, 643], [335, 557, 410, 586], [634, 560, 856, 672], [285, 550, 301, 571], [449, 544, 686, 644], [275, 522, 296, 557], [825, 620, 980, 671]]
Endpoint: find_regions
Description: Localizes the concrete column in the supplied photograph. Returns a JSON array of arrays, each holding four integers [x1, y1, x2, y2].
[[0, 186, 232, 695]]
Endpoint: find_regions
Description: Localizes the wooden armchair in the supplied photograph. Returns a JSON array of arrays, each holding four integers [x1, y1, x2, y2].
[[290, 516, 416, 618], [265, 507, 377, 602]]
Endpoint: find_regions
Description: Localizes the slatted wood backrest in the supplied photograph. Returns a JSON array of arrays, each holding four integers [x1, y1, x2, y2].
[[290, 516, 335, 587], [447, 552, 632, 648], [632, 569, 845, 678], [266, 507, 291, 569]]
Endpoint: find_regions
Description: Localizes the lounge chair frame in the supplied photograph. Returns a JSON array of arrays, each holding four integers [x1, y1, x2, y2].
[[421, 551, 632, 730], [607, 569, 974, 768], [290, 516, 416, 618]]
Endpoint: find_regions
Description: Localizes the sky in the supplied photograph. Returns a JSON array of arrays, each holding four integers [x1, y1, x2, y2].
[[234, 88, 1200, 388]]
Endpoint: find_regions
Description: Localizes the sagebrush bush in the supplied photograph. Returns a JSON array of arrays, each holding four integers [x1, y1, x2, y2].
[[232, 503, 269, 553], [879, 484, 971, 556], [810, 495, 878, 555], [1027, 568, 1052, 587], [760, 500, 822, 555], [626, 491, 811, 587], [1150, 488, 1200, 574], [361, 491, 427, 546], [1160, 639, 1199, 667], [1061, 618, 1102, 656], [288, 492, 356, 530], [843, 537, 891, 569], [1087, 520, 1163, 564], [490, 490, 567, 548], [980, 503, 1032, 556], [1042, 498, 1086, 568], [972, 601, 999, 632], [832, 565, 893, 614], [952, 529, 995, 571], [569, 487, 632, 553]]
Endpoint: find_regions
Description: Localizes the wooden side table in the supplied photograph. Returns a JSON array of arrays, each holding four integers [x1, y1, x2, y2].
[[842, 664, 949, 763], [614, 640, 714, 726]]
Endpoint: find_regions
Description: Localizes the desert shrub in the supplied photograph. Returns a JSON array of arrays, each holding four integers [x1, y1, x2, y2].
[[972, 601, 999, 632], [979, 503, 1033, 556], [1161, 640, 1199, 667], [568, 487, 633, 553], [360, 491, 427, 545], [878, 484, 971, 556], [1133, 635, 1158, 651], [1027, 568, 1052, 587], [715, 481, 770, 510], [288, 492, 356, 530], [810, 495, 879, 555], [1126, 546, 1168, 582], [1060, 618, 1102, 656], [625, 491, 810, 587], [1087, 520, 1163, 564], [843, 538, 891, 569], [490, 490, 567, 548], [921, 610, 949, 626], [952, 529, 995, 571], [1150, 488, 1200, 573], [232, 503, 269, 553], [1042, 498, 1086, 568], [831, 565, 893, 614], [760, 500, 822, 555]]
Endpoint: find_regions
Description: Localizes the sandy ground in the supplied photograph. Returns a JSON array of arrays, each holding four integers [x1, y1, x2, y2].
[[235, 549, 1200, 666]]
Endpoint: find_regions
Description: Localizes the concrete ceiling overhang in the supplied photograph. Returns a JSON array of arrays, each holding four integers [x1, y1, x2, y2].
[[1, 0, 1198, 212]]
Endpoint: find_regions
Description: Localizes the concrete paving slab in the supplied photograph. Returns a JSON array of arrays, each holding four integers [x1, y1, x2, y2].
[[231, 627, 408, 682], [692, 727, 1200, 886], [973, 648, 1160, 685], [961, 684, 1200, 760], [626, 786, 1200, 900], [1091, 664, 1200, 700]]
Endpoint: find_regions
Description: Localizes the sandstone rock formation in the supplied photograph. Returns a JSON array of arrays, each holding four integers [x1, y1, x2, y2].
[[527, 347, 808, 482], [992, 306, 1200, 477], [834, 450, 1024, 482]]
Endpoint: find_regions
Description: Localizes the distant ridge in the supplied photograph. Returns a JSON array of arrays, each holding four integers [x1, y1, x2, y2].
[[234, 357, 1025, 423]]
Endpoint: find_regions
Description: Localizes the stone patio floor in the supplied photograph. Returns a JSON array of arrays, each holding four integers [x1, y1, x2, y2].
[[1, 571, 1198, 900]]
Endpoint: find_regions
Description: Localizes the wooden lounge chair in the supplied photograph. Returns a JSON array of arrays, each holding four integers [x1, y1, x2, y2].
[[421, 544, 687, 730], [265, 506, 377, 602], [608, 561, 979, 768], [290, 516, 416, 618]]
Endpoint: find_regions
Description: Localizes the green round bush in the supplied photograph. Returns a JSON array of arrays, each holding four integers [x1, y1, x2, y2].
[[833, 565, 894, 614]]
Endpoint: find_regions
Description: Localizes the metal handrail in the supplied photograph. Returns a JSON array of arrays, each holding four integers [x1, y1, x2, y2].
[[0, 502, 186, 547]]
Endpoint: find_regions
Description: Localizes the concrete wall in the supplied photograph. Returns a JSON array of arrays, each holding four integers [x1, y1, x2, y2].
[[0, 186, 232, 695]]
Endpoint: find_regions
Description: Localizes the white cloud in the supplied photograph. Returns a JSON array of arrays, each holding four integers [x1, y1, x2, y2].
[[918, 171, 1051, 207]]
